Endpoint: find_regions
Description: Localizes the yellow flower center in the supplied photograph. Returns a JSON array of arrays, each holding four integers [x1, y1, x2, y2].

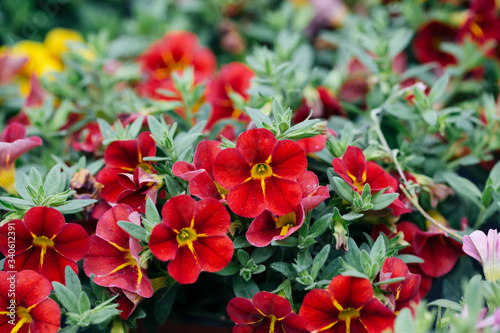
[[177, 228, 198, 246], [338, 307, 360, 322], [33, 236, 55, 267], [267, 315, 278, 333], [215, 182, 229, 199], [347, 170, 367, 192], [251, 163, 273, 180], [274, 212, 297, 236], [11, 306, 32, 333], [0, 163, 17, 195]]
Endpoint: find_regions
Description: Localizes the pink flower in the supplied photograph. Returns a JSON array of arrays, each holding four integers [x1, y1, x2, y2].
[[463, 229, 500, 282]]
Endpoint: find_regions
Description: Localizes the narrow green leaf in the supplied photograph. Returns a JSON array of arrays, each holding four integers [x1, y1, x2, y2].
[[53, 282, 79, 313], [117, 221, 148, 242], [311, 245, 331, 279]]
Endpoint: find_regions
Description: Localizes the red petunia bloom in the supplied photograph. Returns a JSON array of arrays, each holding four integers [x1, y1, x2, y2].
[[116, 167, 162, 212], [83, 204, 153, 297], [293, 86, 346, 125], [172, 140, 228, 201], [412, 20, 458, 67], [0, 270, 60, 333], [213, 128, 307, 218], [148, 195, 233, 284], [0, 122, 42, 194], [136, 31, 216, 83], [379, 257, 421, 312], [332, 146, 410, 216], [246, 204, 305, 247], [227, 291, 309, 333], [296, 129, 337, 155], [298, 171, 330, 212], [0, 206, 89, 284], [299, 275, 395, 333], [70, 121, 104, 154], [205, 62, 255, 132], [96, 131, 156, 203]]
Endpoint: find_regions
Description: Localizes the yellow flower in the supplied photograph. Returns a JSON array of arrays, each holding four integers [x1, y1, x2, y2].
[[44, 28, 84, 59], [10, 41, 63, 77]]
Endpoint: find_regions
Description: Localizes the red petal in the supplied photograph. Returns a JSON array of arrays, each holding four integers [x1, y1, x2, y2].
[[96, 167, 128, 203], [213, 148, 251, 189], [227, 297, 261, 324], [161, 195, 196, 231], [29, 298, 61, 333], [332, 158, 355, 190], [365, 162, 398, 192], [193, 140, 221, 178], [296, 135, 328, 154], [194, 199, 231, 236], [149, 223, 178, 261], [1, 122, 26, 142], [24, 206, 64, 238], [301, 186, 330, 212], [104, 140, 142, 170], [252, 292, 292, 318], [342, 146, 367, 183], [172, 161, 200, 181], [53, 223, 89, 261], [281, 314, 309, 333], [359, 298, 395, 333], [39, 248, 79, 284], [263, 177, 302, 216], [0, 219, 32, 255], [270, 140, 307, 180], [168, 245, 202, 284], [226, 180, 266, 218], [194, 236, 234, 272], [14, 270, 52, 308], [137, 131, 156, 161], [236, 129, 276, 164], [299, 289, 339, 332], [328, 275, 373, 309], [0, 136, 42, 168], [298, 171, 320, 197], [413, 231, 462, 277], [189, 171, 222, 200], [96, 204, 135, 247], [84, 236, 127, 276]]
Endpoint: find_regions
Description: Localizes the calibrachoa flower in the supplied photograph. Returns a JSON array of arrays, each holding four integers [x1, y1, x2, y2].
[[463, 229, 500, 282], [213, 128, 307, 218], [0, 270, 60, 333], [379, 257, 421, 312], [227, 291, 309, 333], [299, 275, 395, 333], [0, 122, 42, 194], [0, 206, 89, 284], [298, 171, 330, 212], [96, 131, 156, 203], [84, 204, 153, 297], [205, 62, 255, 131], [246, 204, 305, 247], [293, 86, 346, 124], [172, 140, 227, 201], [149, 195, 233, 284], [332, 145, 410, 216], [412, 20, 458, 67], [116, 167, 162, 212]]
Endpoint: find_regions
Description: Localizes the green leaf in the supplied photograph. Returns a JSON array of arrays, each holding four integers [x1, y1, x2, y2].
[[374, 277, 405, 286], [215, 261, 240, 276], [311, 245, 331, 279], [427, 299, 462, 311], [330, 176, 354, 202], [64, 266, 82, 299], [388, 28, 414, 58], [270, 262, 298, 279], [154, 284, 179, 325], [394, 308, 416, 333], [439, 171, 483, 208], [341, 270, 369, 279], [164, 175, 184, 197], [245, 107, 272, 129], [309, 213, 332, 237], [44, 165, 63, 196], [428, 73, 450, 103], [370, 192, 399, 211], [370, 235, 386, 263], [117, 221, 148, 242], [422, 109, 438, 126], [271, 237, 299, 247], [53, 282, 79, 313], [296, 249, 313, 272], [29, 168, 43, 190], [56, 199, 97, 214], [488, 161, 500, 190], [145, 198, 161, 226], [237, 249, 250, 266], [97, 118, 116, 142], [397, 254, 424, 264], [233, 236, 251, 249], [78, 292, 91, 314], [251, 247, 276, 264], [233, 275, 259, 298]]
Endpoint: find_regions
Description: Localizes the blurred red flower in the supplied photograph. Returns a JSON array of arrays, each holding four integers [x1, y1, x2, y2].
[[84, 204, 153, 297], [412, 20, 458, 67], [149, 195, 233, 284], [0, 206, 89, 284], [0, 270, 60, 332], [300, 275, 395, 333], [227, 291, 308, 333], [213, 128, 307, 218]]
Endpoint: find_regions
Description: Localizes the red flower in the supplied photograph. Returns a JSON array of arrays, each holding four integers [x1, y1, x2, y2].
[[0, 206, 89, 284], [0, 53, 27, 86], [0, 270, 60, 333], [412, 21, 458, 67], [293, 86, 346, 124], [116, 168, 162, 212], [227, 291, 309, 333], [213, 128, 307, 218], [83, 204, 153, 297], [70, 121, 104, 154], [172, 140, 228, 201], [205, 62, 255, 131], [136, 31, 216, 83], [0, 122, 42, 194], [96, 131, 156, 203], [299, 275, 395, 333], [379, 257, 421, 312], [246, 204, 305, 247], [111, 288, 142, 320], [298, 171, 330, 212], [148, 195, 233, 284], [332, 146, 410, 216], [296, 129, 337, 155]]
